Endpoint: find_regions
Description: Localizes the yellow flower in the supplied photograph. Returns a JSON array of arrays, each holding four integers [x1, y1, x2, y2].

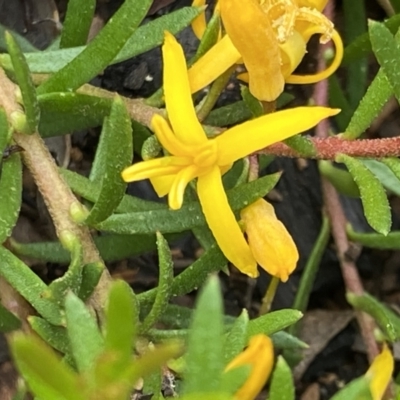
[[188, 0, 343, 101], [240, 199, 298, 282], [121, 31, 339, 278], [366, 344, 393, 400], [225, 334, 274, 400]]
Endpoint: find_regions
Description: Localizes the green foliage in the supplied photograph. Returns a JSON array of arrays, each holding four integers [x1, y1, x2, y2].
[[336, 154, 391, 235], [347, 292, 400, 342], [5, 32, 39, 134], [269, 356, 295, 400], [1, 2, 400, 399]]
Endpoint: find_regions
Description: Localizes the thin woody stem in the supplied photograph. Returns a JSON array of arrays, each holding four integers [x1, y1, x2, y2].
[[0, 68, 111, 316], [259, 136, 400, 159], [313, 1, 379, 363]]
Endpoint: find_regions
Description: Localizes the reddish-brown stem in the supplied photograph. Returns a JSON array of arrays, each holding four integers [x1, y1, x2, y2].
[[312, 1, 379, 363], [259, 136, 400, 159]]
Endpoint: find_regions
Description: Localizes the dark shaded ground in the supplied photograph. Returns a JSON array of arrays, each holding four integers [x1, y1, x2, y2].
[[0, 0, 399, 399]]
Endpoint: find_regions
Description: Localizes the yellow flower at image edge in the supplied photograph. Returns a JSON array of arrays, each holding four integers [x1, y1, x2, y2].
[[226, 335, 274, 400], [121, 31, 339, 278], [188, 0, 344, 101], [366, 344, 394, 400]]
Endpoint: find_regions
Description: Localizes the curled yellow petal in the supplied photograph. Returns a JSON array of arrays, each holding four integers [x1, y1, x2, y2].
[[152, 114, 195, 157], [241, 199, 298, 282], [216, 107, 340, 166], [162, 31, 206, 145], [366, 344, 394, 400], [225, 335, 274, 400], [197, 167, 258, 277], [279, 31, 307, 78], [168, 165, 201, 210], [188, 34, 241, 94], [286, 29, 343, 84], [220, 0, 284, 101]]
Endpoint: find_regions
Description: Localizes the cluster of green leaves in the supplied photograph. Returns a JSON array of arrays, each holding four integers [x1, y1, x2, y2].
[[9, 274, 305, 400]]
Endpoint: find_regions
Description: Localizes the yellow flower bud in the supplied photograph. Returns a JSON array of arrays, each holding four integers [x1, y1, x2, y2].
[[240, 199, 299, 282]]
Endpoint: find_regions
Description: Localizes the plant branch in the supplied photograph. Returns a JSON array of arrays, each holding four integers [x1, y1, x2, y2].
[[259, 136, 400, 159], [312, 0, 379, 363], [0, 68, 111, 316]]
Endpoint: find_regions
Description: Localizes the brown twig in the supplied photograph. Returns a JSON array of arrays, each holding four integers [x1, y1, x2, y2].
[[259, 136, 400, 159], [0, 68, 112, 318], [312, 1, 379, 363]]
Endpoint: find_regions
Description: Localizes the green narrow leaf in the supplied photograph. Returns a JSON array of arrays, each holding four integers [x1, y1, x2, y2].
[[347, 292, 400, 342], [38, 93, 112, 137], [29, 316, 70, 355], [102, 280, 138, 380], [289, 215, 330, 336], [5, 7, 203, 75], [5, 32, 40, 133], [104, 280, 137, 353], [269, 356, 295, 400], [183, 276, 225, 394], [85, 96, 133, 225], [336, 154, 391, 235], [0, 153, 22, 243], [0, 246, 62, 325], [369, 20, 400, 103], [381, 157, 400, 182], [347, 225, 400, 250], [0, 107, 10, 152], [10, 234, 162, 264], [78, 262, 104, 301], [271, 331, 308, 350], [11, 334, 84, 400], [220, 366, 249, 396], [344, 70, 392, 139], [37, 0, 152, 94], [343, 0, 367, 108], [241, 86, 263, 118], [247, 310, 303, 338], [192, 7, 220, 62], [342, 13, 400, 66], [96, 173, 281, 234], [284, 135, 316, 158], [204, 101, 252, 126], [59, 168, 165, 212], [60, 0, 96, 48], [89, 95, 131, 182], [328, 75, 353, 131], [141, 233, 174, 333], [330, 376, 372, 400], [46, 233, 83, 305], [223, 310, 249, 364], [361, 159, 400, 196], [139, 244, 226, 307], [0, 24, 38, 53], [0, 303, 21, 332], [65, 292, 104, 372], [318, 160, 360, 197]]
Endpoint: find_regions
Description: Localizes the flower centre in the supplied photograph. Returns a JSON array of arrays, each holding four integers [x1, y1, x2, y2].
[[193, 140, 218, 168], [259, 0, 333, 44]]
